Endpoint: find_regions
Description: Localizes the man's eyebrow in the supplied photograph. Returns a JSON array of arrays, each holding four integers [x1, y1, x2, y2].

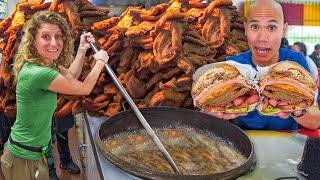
[[248, 20, 259, 23], [248, 19, 279, 24], [267, 19, 279, 24]]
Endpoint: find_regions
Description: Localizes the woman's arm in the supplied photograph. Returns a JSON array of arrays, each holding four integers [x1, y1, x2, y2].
[[67, 48, 87, 78], [66, 32, 95, 78], [48, 50, 108, 95]]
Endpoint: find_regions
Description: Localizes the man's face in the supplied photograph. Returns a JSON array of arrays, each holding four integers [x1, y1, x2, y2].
[[315, 48, 320, 56], [291, 44, 300, 53], [245, 2, 287, 66]]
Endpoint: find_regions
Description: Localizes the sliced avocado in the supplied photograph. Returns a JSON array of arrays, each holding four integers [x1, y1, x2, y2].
[[264, 105, 279, 114], [226, 106, 248, 113]]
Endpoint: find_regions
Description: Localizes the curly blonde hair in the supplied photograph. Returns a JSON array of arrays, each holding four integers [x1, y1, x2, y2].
[[13, 10, 74, 78]]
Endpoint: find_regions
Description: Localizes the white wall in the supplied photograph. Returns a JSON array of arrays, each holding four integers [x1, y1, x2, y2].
[[232, 0, 244, 9], [5, 0, 19, 17]]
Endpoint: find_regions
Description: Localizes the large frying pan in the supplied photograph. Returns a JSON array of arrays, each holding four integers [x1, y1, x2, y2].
[[96, 107, 256, 179]]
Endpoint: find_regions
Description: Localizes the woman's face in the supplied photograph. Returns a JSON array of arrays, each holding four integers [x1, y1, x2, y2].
[[34, 23, 63, 65]]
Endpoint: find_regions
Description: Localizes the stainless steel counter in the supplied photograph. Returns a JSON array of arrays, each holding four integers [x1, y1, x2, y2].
[[83, 112, 307, 180], [82, 112, 137, 180]]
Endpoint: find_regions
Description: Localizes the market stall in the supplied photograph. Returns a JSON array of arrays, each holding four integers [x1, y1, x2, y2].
[[1, 0, 320, 180]]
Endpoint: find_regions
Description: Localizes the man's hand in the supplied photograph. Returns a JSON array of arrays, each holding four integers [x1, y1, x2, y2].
[[204, 111, 248, 120], [272, 110, 306, 119], [272, 112, 290, 119], [291, 110, 306, 118]]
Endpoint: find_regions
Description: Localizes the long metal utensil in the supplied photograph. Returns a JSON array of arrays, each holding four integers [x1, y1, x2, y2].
[[89, 42, 181, 174]]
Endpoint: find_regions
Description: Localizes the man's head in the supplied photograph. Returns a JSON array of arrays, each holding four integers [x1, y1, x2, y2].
[[291, 42, 307, 56], [245, 0, 288, 66], [314, 44, 320, 56]]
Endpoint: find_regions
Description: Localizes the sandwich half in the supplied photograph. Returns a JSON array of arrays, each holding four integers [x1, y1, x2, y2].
[[192, 63, 259, 113], [258, 61, 317, 115]]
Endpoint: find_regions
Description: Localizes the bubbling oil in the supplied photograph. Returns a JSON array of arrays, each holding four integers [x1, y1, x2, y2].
[[103, 126, 246, 175]]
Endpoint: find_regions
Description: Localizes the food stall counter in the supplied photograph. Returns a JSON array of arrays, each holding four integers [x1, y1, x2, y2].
[[82, 112, 314, 180]]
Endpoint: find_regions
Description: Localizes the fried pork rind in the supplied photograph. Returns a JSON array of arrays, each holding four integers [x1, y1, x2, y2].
[[0, 0, 249, 118]]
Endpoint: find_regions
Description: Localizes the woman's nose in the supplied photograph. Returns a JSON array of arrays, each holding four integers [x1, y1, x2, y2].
[[49, 37, 58, 45]]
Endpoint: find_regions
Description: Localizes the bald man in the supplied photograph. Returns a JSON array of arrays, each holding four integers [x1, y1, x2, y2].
[[209, 0, 320, 130]]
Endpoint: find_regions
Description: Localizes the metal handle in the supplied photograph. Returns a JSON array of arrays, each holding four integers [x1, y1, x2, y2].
[[89, 42, 181, 174]]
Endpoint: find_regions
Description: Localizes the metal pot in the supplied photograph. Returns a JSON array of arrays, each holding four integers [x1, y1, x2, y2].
[[96, 107, 256, 179]]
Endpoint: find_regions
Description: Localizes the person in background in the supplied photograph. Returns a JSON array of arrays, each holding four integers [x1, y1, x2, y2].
[[48, 114, 80, 180], [291, 42, 318, 82], [206, 0, 320, 130], [280, 37, 289, 49], [309, 44, 320, 69], [54, 114, 80, 175], [0, 10, 108, 180], [0, 112, 4, 155]]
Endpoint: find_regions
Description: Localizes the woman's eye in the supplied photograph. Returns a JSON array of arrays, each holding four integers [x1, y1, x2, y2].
[[42, 34, 50, 40], [250, 24, 258, 31], [55, 34, 62, 40]]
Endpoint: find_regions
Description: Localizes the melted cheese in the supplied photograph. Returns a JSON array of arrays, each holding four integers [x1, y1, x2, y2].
[[206, 83, 237, 99], [271, 84, 306, 95]]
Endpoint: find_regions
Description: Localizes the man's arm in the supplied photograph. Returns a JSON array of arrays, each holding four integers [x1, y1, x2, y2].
[[294, 106, 320, 129]]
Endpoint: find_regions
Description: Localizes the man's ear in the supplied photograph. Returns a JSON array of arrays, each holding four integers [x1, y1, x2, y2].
[[282, 22, 288, 38]]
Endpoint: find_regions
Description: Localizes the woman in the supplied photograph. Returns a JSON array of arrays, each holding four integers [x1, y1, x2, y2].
[[0, 10, 108, 179]]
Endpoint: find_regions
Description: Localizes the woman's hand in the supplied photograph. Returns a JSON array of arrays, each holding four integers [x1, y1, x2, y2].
[[79, 32, 95, 51], [93, 50, 109, 64]]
